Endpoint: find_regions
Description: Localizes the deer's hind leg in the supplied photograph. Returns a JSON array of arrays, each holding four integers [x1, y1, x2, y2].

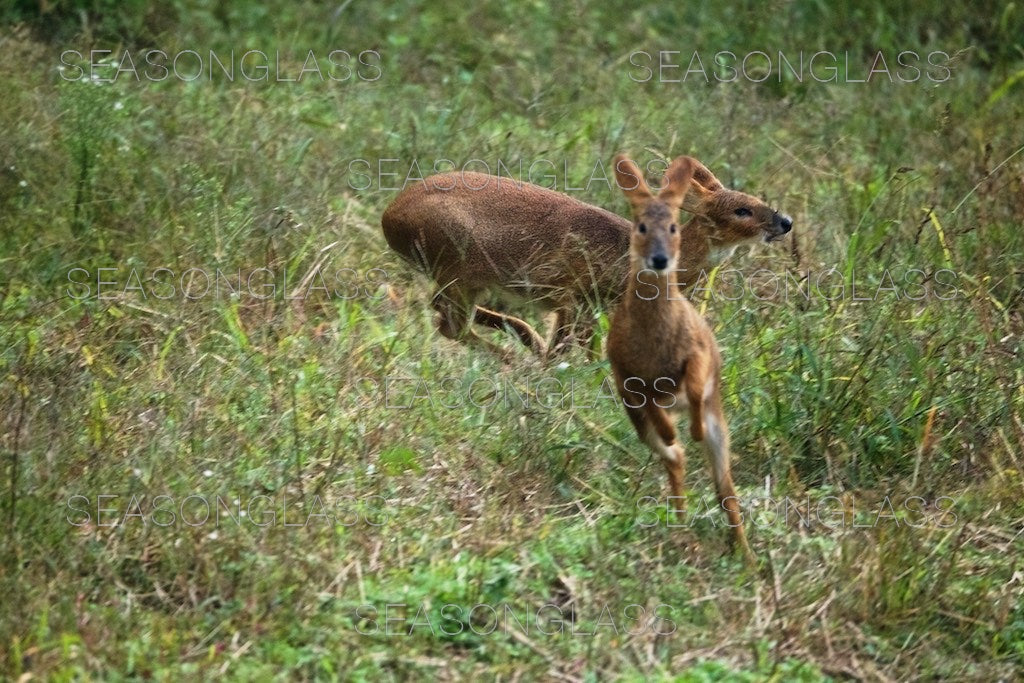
[[432, 283, 511, 359], [692, 353, 751, 558], [548, 306, 577, 356], [547, 304, 599, 361], [473, 306, 547, 356], [683, 349, 712, 443], [701, 380, 748, 552]]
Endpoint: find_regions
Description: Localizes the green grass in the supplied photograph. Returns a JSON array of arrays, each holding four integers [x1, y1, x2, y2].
[[3, 1, 1024, 679]]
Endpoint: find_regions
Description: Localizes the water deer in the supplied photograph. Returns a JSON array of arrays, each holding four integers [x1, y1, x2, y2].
[[607, 154, 751, 556], [380, 160, 791, 359]]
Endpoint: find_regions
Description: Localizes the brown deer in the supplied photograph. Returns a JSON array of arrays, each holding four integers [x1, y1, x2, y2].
[[380, 161, 791, 359], [607, 154, 751, 556]]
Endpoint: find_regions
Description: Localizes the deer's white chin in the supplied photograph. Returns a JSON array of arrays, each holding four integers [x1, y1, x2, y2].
[[709, 234, 765, 264], [708, 244, 741, 264]]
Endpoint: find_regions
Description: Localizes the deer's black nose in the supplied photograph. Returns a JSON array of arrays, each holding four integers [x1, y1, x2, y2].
[[651, 254, 669, 270], [779, 215, 793, 233]]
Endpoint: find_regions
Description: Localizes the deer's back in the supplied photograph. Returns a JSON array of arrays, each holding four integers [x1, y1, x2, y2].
[[382, 172, 631, 303]]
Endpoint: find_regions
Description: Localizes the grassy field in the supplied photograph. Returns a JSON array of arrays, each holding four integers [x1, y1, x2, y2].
[[2, 1, 1024, 680]]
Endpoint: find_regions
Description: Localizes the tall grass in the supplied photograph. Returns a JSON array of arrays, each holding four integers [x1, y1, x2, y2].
[[2, 2, 1023, 679]]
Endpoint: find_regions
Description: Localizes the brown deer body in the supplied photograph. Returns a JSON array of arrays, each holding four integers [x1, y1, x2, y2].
[[607, 154, 750, 555], [381, 172, 629, 358], [381, 164, 791, 358]]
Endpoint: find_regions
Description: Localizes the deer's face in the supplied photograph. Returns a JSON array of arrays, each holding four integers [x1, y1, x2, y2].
[[679, 158, 793, 252], [630, 201, 681, 275], [697, 189, 793, 245], [614, 154, 694, 279]]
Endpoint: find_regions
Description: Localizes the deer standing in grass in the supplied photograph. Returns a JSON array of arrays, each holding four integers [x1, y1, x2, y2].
[[607, 154, 750, 555], [380, 161, 791, 359]]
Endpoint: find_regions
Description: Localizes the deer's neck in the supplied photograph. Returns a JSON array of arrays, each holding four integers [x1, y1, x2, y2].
[[689, 215, 748, 266], [624, 267, 681, 322], [681, 216, 712, 255]]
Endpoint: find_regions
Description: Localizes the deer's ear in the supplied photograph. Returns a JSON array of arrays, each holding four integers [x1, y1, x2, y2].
[[613, 154, 652, 211], [689, 156, 724, 192], [677, 156, 718, 213], [658, 156, 695, 209]]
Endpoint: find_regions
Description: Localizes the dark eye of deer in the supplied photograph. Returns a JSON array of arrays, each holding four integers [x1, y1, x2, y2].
[[669, 223, 676, 234], [734, 207, 753, 217], [638, 222, 647, 233]]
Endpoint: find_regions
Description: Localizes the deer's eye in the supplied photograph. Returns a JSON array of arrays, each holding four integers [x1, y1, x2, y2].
[[669, 223, 677, 234], [638, 222, 647, 233], [734, 207, 753, 217]]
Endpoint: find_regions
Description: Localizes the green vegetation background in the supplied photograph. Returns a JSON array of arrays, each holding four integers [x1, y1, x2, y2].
[[2, 0, 1023, 679]]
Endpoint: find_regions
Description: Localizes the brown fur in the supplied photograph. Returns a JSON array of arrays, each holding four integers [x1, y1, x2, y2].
[[381, 162, 791, 358], [607, 154, 752, 558]]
